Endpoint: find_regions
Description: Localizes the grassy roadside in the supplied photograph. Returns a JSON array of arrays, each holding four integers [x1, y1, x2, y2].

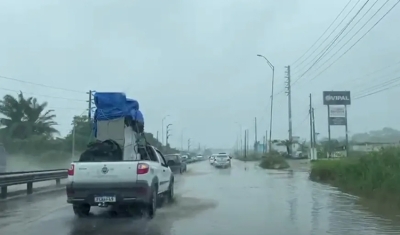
[[309, 147, 400, 208]]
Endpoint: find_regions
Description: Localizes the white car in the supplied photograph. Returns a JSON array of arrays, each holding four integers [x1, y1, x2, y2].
[[209, 155, 216, 165], [66, 145, 174, 218], [213, 154, 231, 168]]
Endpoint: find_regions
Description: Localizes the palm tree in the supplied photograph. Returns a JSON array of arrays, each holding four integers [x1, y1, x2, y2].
[[0, 93, 28, 138], [0, 92, 58, 139], [24, 97, 58, 137]]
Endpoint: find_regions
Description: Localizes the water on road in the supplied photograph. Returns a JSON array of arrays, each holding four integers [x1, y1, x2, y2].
[[1, 160, 400, 235]]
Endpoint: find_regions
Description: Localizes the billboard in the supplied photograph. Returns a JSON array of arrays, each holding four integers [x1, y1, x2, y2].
[[328, 106, 346, 126], [323, 91, 351, 105]]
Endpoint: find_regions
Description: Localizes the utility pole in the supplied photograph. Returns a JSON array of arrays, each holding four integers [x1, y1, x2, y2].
[[254, 117, 257, 151], [86, 90, 93, 135], [285, 66, 293, 155], [187, 138, 191, 152], [312, 108, 316, 151], [244, 130, 247, 159], [87, 90, 93, 119], [263, 136, 266, 153], [309, 93, 314, 159]]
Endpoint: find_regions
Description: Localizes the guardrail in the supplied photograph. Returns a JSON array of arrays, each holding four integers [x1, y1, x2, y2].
[[0, 169, 67, 199], [0, 160, 206, 199]]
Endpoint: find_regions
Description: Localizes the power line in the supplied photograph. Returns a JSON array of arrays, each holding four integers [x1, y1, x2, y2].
[[354, 76, 400, 96], [292, 0, 361, 71], [331, 60, 400, 88], [317, 0, 382, 61], [354, 76, 400, 100], [293, 112, 309, 132], [291, 0, 354, 66], [307, 0, 400, 83], [0, 74, 85, 94], [274, 0, 367, 97], [0, 87, 87, 102], [292, 0, 371, 86]]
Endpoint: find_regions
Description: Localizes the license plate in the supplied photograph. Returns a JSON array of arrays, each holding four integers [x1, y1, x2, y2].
[[94, 196, 116, 202]]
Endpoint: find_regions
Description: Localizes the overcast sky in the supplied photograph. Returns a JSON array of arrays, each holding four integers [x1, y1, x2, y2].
[[0, 0, 399, 149]]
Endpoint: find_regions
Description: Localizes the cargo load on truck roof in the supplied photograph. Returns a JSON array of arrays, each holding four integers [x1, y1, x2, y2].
[[93, 92, 144, 136], [80, 92, 148, 162]]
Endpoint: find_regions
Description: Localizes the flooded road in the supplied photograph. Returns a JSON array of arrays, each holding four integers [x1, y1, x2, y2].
[[1, 160, 400, 235]]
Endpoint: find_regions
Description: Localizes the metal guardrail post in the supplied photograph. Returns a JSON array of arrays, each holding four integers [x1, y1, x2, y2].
[[27, 182, 33, 194], [0, 169, 67, 199], [1, 186, 7, 199]]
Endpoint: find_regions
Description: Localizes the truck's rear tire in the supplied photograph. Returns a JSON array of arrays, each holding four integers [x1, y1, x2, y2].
[[73, 204, 90, 217], [146, 187, 157, 219], [166, 180, 174, 203]]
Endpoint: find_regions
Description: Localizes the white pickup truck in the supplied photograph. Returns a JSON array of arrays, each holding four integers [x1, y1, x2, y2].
[[66, 144, 174, 218]]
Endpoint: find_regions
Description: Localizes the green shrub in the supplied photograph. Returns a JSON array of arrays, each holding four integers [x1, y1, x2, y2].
[[259, 152, 289, 169], [310, 147, 400, 205]]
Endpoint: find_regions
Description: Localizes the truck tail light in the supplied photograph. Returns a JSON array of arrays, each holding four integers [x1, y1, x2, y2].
[[137, 163, 149, 174], [68, 164, 75, 176]]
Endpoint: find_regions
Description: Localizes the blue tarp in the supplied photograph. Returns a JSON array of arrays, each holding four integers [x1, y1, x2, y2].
[[131, 109, 144, 123], [93, 92, 144, 137], [126, 98, 139, 111], [94, 92, 127, 121]]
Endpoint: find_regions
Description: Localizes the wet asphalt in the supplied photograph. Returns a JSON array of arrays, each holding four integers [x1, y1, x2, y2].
[[1, 159, 400, 235]]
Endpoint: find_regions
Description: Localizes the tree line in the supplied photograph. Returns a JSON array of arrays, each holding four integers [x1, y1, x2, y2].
[[0, 92, 179, 157]]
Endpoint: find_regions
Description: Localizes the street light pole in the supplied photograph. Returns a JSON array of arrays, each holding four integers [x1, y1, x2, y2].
[[166, 124, 172, 146], [161, 115, 169, 145], [257, 54, 275, 152]]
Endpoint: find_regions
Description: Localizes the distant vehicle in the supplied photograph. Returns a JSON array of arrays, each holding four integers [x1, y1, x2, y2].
[[66, 145, 174, 218], [165, 154, 187, 174], [218, 152, 232, 159], [181, 155, 188, 160], [209, 155, 216, 165], [213, 154, 231, 168], [196, 155, 204, 160]]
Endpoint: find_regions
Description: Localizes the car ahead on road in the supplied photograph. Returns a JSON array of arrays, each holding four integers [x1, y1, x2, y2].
[[209, 155, 216, 165], [213, 154, 231, 168], [66, 144, 174, 218], [186, 156, 196, 163], [164, 154, 187, 174], [218, 152, 232, 159], [196, 155, 204, 161]]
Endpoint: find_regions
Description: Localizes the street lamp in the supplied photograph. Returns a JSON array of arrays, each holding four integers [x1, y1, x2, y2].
[[161, 115, 170, 145], [257, 54, 275, 152], [166, 124, 172, 146]]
